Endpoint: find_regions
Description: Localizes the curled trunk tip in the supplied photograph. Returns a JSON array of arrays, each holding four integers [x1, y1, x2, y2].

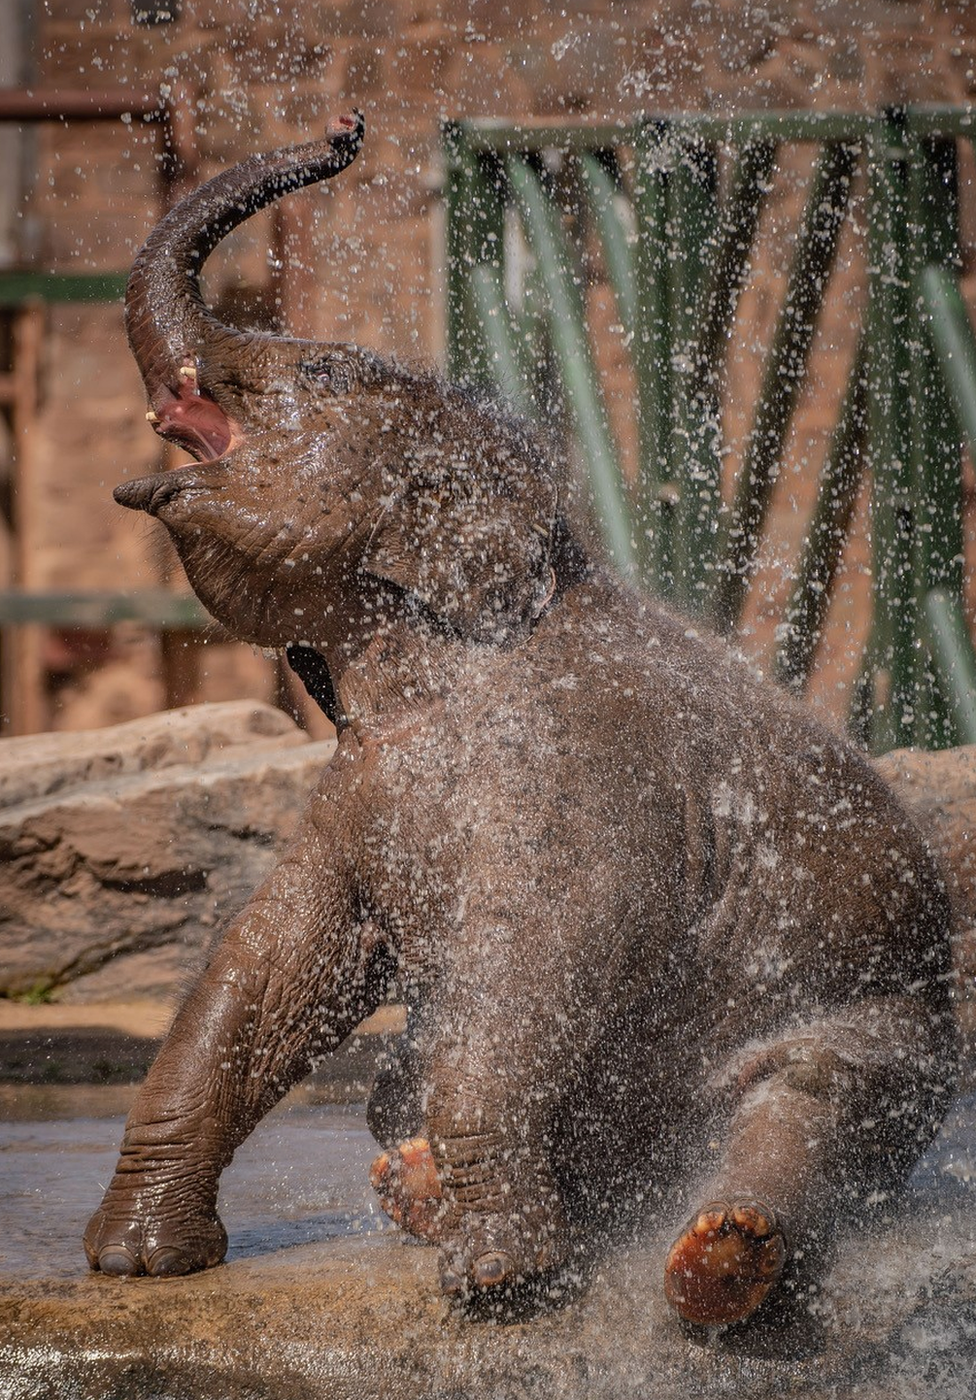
[[125, 109, 366, 413]]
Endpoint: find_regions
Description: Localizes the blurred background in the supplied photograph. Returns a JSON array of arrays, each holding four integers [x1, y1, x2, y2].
[[2, 0, 976, 741]]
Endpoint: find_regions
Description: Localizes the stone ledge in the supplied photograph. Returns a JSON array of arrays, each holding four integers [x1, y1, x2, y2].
[[0, 999, 404, 1098], [0, 700, 308, 810], [2, 1189, 974, 1400], [0, 702, 336, 1000]]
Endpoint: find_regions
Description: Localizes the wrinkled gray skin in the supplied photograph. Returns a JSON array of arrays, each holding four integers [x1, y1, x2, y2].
[[85, 113, 955, 1318]]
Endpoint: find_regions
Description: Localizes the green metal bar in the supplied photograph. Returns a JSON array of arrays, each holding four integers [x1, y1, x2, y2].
[[688, 138, 779, 406], [669, 138, 779, 617], [518, 261, 565, 426], [632, 119, 676, 591], [847, 662, 875, 752], [773, 333, 869, 691], [670, 135, 720, 612], [579, 152, 636, 339], [920, 259, 976, 740], [443, 122, 475, 383], [908, 133, 963, 748], [0, 590, 208, 627], [911, 145, 963, 595], [468, 265, 535, 418], [459, 111, 876, 153], [0, 272, 128, 304], [443, 122, 506, 386], [921, 265, 976, 460], [709, 138, 860, 634], [864, 113, 915, 753], [922, 589, 976, 745], [507, 154, 636, 574], [458, 121, 640, 156], [905, 105, 976, 138]]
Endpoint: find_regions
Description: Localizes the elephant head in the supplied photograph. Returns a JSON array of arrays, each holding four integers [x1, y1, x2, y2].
[[116, 112, 564, 657], [124, 109, 373, 456]]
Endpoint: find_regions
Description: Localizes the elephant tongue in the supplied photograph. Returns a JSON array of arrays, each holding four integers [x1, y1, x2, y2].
[[148, 377, 236, 462]]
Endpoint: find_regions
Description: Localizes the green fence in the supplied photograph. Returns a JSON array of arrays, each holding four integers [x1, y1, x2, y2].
[[443, 108, 976, 753]]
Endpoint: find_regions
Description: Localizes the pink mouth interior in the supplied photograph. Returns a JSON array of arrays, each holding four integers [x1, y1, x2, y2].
[[152, 385, 235, 462]]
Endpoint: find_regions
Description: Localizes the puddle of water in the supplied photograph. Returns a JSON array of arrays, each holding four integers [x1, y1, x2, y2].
[[0, 1100, 390, 1281], [0, 1083, 137, 1121], [1, 1087, 973, 1285]]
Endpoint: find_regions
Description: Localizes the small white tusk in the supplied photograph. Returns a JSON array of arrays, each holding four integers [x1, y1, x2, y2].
[[145, 410, 160, 423]]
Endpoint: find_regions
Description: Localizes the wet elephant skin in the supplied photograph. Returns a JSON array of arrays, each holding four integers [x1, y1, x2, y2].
[[86, 112, 956, 1326]]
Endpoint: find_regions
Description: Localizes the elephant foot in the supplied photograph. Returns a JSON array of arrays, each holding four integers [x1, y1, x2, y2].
[[371, 1138, 569, 1298], [437, 1201, 568, 1299], [84, 1186, 227, 1278], [369, 1136, 454, 1243], [664, 1200, 786, 1327]]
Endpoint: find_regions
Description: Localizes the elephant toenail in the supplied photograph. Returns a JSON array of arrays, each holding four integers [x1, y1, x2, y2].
[[368, 1152, 391, 1191], [474, 1252, 511, 1288], [97, 1246, 138, 1276], [147, 1246, 187, 1276], [440, 1267, 464, 1295], [693, 1209, 726, 1236]]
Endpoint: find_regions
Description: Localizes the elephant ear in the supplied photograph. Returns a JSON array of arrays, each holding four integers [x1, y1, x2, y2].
[[362, 434, 558, 642]]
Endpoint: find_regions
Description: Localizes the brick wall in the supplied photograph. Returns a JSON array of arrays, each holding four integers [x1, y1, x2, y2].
[[4, 0, 976, 734]]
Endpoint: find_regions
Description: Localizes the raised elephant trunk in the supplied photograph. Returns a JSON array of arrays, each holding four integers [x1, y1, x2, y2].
[[125, 110, 364, 460]]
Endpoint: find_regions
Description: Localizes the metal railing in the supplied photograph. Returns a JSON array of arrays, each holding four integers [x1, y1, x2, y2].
[[0, 87, 180, 308], [443, 108, 976, 753]]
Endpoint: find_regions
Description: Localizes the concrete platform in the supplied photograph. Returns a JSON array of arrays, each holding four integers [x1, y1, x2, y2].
[[2, 1090, 974, 1400]]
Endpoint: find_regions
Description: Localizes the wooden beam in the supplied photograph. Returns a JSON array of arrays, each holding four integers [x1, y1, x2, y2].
[[0, 89, 164, 123]]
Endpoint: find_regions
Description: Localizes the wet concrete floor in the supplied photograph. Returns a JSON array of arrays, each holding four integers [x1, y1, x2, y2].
[[1, 1089, 975, 1400]]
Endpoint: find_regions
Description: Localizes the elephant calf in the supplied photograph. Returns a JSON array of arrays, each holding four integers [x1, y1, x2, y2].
[[85, 113, 956, 1329]]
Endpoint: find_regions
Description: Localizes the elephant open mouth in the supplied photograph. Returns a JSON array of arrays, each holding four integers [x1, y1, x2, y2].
[[147, 370, 239, 463]]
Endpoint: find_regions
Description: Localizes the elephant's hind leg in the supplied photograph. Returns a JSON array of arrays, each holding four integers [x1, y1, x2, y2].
[[423, 1018, 573, 1297], [664, 995, 953, 1328], [664, 1200, 786, 1326], [431, 1122, 568, 1297]]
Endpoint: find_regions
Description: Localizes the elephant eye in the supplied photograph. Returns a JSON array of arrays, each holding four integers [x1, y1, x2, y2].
[[302, 357, 354, 395]]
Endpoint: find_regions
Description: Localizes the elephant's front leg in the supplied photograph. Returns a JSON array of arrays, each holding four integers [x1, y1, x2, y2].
[[84, 815, 377, 1277], [429, 1080, 568, 1297], [416, 930, 597, 1298]]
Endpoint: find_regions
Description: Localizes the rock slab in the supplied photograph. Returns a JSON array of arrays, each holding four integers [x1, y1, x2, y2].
[[0, 702, 335, 999]]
